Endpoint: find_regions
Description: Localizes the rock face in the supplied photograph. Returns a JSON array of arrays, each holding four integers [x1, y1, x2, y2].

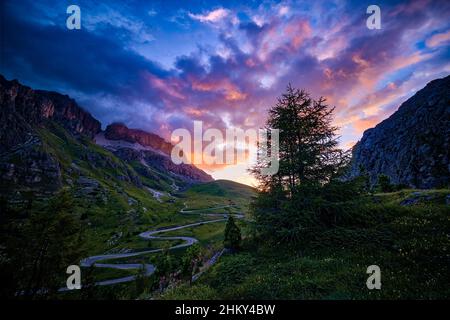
[[112, 147, 213, 183], [105, 123, 173, 156], [0, 75, 101, 198], [0, 75, 101, 153], [349, 75, 450, 189], [100, 123, 213, 183], [0, 135, 63, 199]]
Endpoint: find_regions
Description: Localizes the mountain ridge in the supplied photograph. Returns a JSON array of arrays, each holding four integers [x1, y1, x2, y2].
[[0, 75, 101, 153], [104, 122, 173, 156]]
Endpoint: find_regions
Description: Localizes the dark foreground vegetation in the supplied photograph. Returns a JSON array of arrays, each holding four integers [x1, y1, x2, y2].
[[163, 188, 450, 299]]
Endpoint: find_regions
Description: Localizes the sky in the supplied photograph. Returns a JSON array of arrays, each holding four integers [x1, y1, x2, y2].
[[1, 0, 450, 186]]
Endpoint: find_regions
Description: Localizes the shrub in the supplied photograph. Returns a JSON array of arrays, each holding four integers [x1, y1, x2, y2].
[[377, 174, 394, 192]]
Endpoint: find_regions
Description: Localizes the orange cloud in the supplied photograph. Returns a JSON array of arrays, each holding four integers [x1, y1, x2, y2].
[[183, 106, 204, 116], [352, 116, 382, 133], [225, 90, 247, 101], [284, 20, 312, 49], [191, 79, 247, 101], [345, 140, 357, 150], [352, 54, 370, 69]]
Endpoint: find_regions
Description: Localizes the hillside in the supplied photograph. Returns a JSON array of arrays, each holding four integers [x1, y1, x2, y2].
[[159, 78, 450, 300], [182, 180, 255, 209], [1, 73, 448, 300]]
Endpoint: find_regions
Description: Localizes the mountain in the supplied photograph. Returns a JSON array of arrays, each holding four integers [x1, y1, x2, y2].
[[0, 75, 101, 153], [0, 75, 212, 203], [98, 123, 213, 183], [349, 75, 450, 188], [104, 123, 173, 156]]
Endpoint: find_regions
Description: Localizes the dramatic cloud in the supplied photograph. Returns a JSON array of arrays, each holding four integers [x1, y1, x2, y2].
[[1, 0, 450, 185]]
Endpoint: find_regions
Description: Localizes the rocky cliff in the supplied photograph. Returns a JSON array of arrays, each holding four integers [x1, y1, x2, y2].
[[99, 123, 213, 183], [0, 75, 101, 153], [105, 123, 173, 156], [0, 75, 102, 198], [349, 75, 450, 189]]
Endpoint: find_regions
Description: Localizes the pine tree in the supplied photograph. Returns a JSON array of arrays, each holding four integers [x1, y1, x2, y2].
[[223, 216, 241, 251], [181, 244, 202, 285], [249, 86, 349, 243], [250, 85, 343, 195]]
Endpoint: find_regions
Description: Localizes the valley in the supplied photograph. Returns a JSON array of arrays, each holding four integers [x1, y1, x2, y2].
[[78, 202, 243, 287]]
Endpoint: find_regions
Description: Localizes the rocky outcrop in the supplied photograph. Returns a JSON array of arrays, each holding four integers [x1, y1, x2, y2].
[[349, 75, 450, 189], [0, 75, 101, 153], [102, 123, 213, 183], [0, 75, 102, 199], [105, 123, 173, 155], [116, 147, 213, 183]]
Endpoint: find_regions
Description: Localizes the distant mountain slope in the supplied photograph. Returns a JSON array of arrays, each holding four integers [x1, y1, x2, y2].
[[0, 75, 212, 202], [183, 180, 255, 209], [349, 75, 450, 188], [99, 123, 213, 183], [187, 179, 255, 198], [104, 122, 173, 156]]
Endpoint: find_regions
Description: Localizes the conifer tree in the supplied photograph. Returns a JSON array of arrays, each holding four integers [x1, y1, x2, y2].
[[224, 216, 241, 251]]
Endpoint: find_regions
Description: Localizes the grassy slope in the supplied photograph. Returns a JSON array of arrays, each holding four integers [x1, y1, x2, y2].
[[162, 189, 450, 300], [3, 119, 256, 298], [181, 179, 255, 211], [37, 123, 186, 255]]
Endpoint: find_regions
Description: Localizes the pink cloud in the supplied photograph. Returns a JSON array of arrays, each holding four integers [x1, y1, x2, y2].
[[146, 73, 186, 100], [191, 78, 247, 101], [426, 30, 450, 47], [137, 0, 449, 172]]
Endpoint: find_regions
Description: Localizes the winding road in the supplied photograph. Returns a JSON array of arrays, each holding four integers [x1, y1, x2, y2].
[[79, 204, 242, 286]]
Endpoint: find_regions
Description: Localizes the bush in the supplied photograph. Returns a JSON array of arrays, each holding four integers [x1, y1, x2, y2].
[[250, 179, 372, 244], [377, 174, 394, 192]]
